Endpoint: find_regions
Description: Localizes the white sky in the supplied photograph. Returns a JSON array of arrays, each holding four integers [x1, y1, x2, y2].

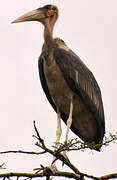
[[0, 0, 117, 179]]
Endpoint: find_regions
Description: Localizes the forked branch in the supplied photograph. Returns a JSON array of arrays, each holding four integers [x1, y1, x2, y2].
[[0, 121, 117, 180]]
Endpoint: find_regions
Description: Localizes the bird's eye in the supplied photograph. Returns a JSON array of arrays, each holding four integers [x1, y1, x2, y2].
[[52, 7, 56, 11]]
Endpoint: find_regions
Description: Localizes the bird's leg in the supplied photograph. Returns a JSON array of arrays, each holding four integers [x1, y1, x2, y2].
[[65, 99, 73, 142], [63, 99, 73, 159], [51, 107, 62, 171], [55, 108, 62, 146]]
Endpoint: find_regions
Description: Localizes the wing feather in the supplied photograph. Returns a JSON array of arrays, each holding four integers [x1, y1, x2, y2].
[[54, 47, 105, 135]]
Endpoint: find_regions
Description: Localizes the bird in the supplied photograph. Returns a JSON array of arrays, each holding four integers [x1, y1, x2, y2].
[[12, 4, 105, 151]]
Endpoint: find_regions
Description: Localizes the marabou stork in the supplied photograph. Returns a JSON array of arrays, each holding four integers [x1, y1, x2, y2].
[[12, 4, 105, 151]]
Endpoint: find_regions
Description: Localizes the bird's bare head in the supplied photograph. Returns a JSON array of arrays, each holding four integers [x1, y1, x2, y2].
[[12, 4, 58, 25]]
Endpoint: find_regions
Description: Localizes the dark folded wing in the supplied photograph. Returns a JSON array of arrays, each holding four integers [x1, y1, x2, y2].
[[54, 47, 105, 137]]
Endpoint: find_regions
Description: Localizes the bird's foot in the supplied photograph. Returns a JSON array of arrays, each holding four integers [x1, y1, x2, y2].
[[61, 150, 70, 166], [33, 162, 57, 175], [49, 162, 58, 174]]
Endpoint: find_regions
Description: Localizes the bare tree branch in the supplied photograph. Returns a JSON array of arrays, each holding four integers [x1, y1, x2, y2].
[[99, 173, 117, 180], [0, 122, 116, 180], [33, 121, 84, 178], [0, 171, 81, 180], [0, 169, 117, 180]]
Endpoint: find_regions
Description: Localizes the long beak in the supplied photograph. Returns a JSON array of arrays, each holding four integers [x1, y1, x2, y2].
[[12, 8, 45, 23]]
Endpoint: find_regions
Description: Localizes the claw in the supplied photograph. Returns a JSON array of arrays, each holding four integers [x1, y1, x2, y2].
[[49, 163, 58, 173]]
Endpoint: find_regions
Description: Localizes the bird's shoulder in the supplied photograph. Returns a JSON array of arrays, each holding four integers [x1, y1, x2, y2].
[[54, 38, 69, 51]]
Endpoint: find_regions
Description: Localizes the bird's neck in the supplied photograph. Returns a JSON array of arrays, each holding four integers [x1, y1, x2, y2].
[[44, 26, 53, 43], [43, 19, 55, 45]]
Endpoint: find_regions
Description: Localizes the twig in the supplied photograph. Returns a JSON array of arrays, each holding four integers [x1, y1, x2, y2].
[[0, 150, 46, 155], [0, 163, 5, 170], [53, 133, 117, 153], [99, 173, 117, 180], [33, 121, 43, 143]]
